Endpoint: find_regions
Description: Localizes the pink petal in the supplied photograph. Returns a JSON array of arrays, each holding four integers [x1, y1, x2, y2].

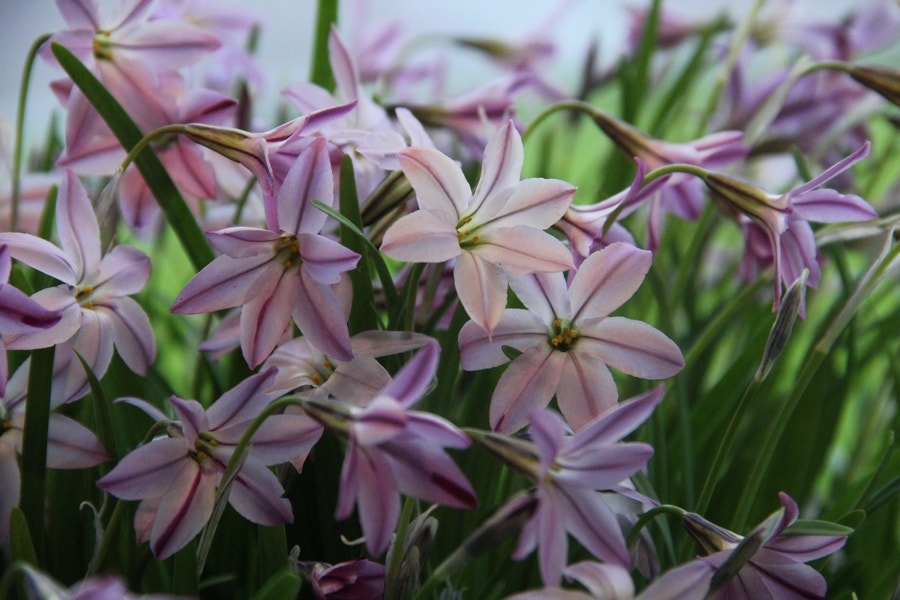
[[0, 233, 77, 285], [569, 243, 651, 322], [113, 21, 221, 69], [353, 396, 408, 446], [482, 178, 575, 230], [459, 309, 546, 370], [45, 413, 110, 468], [150, 460, 216, 559], [96, 297, 156, 375], [207, 369, 278, 431], [474, 226, 573, 274], [490, 346, 565, 434], [240, 268, 298, 368], [536, 493, 568, 586], [169, 396, 209, 446], [790, 189, 877, 223], [555, 353, 618, 431], [206, 227, 281, 257], [97, 437, 189, 499], [558, 486, 630, 567], [566, 386, 664, 452], [379, 339, 439, 408], [56, 171, 101, 281], [292, 269, 354, 362], [399, 147, 471, 219], [93, 246, 150, 297], [277, 138, 333, 236], [578, 317, 684, 378], [508, 271, 571, 325], [165, 142, 218, 200], [171, 253, 274, 314], [72, 308, 115, 381], [328, 28, 361, 102], [385, 438, 477, 509], [56, 0, 101, 30], [454, 252, 508, 336], [228, 460, 294, 525], [299, 233, 360, 285], [380, 209, 461, 263], [471, 120, 524, 214]]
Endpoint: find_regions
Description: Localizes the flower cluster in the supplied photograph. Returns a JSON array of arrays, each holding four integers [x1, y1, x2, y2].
[[1, 0, 897, 598]]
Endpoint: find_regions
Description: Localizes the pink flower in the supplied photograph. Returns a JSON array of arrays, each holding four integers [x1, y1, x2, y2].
[[0, 171, 155, 401], [382, 119, 575, 336], [171, 138, 360, 367], [703, 141, 877, 313], [477, 387, 663, 586], [303, 340, 477, 555], [460, 242, 683, 433], [640, 493, 847, 600], [97, 369, 318, 559]]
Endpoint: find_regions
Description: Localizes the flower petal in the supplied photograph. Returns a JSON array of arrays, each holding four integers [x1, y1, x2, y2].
[[277, 138, 334, 236], [399, 146, 471, 219], [56, 170, 101, 281], [555, 352, 618, 431], [150, 460, 216, 559], [97, 437, 189, 500], [490, 346, 564, 434], [380, 209, 461, 263], [45, 413, 110, 468], [475, 226, 573, 274], [455, 251, 508, 336], [578, 317, 684, 378], [98, 296, 155, 374], [299, 233, 360, 285], [471, 120, 524, 214], [569, 243, 651, 322], [228, 460, 294, 525]]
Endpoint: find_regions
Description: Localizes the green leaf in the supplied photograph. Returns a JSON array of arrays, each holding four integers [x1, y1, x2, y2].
[[8, 508, 38, 566], [337, 157, 379, 334], [311, 199, 400, 309], [50, 42, 214, 271], [20, 345, 55, 566], [782, 519, 855, 537], [251, 567, 301, 600], [74, 352, 120, 463], [257, 526, 288, 585], [310, 0, 338, 91]]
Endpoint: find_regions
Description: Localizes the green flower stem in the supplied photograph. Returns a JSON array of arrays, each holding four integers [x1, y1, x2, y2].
[[10, 34, 51, 231], [116, 124, 188, 173], [626, 504, 688, 549], [196, 396, 307, 576], [521, 99, 600, 144], [384, 497, 417, 599], [732, 229, 900, 530]]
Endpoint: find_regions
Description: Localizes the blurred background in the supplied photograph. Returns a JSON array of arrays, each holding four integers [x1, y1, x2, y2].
[[0, 0, 863, 151]]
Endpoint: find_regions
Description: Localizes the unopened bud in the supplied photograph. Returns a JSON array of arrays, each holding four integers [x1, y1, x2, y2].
[[849, 64, 900, 107], [181, 123, 275, 194], [756, 269, 808, 381]]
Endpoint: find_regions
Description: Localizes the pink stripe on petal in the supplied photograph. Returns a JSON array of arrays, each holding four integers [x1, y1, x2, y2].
[[150, 462, 216, 559]]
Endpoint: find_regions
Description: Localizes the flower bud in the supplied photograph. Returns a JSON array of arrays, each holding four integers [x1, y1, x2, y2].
[[849, 64, 900, 107], [756, 269, 808, 381], [181, 123, 275, 194]]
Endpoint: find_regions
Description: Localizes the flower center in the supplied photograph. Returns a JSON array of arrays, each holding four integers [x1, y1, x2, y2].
[[192, 432, 220, 462], [93, 31, 114, 61], [456, 215, 482, 248], [275, 234, 302, 269], [310, 358, 335, 386], [548, 318, 578, 352], [75, 285, 96, 309]]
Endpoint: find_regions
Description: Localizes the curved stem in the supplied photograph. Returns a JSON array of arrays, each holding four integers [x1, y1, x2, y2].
[[521, 99, 600, 143], [627, 504, 688, 548], [117, 124, 186, 173], [10, 33, 52, 231], [384, 497, 417, 598]]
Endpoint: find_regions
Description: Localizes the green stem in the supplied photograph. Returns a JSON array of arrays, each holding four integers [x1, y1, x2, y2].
[[522, 99, 598, 144], [10, 33, 52, 231], [732, 230, 900, 530], [384, 497, 417, 599], [626, 504, 688, 548], [195, 396, 307, 575], [117, 124, 187, 173]]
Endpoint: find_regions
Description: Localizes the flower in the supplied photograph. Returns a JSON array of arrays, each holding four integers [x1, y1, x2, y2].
[[475, 387, 664, 586], [309, 558, 385, 600], [381, 119, 575, 336], [0, 170, 155, 402], [639, 492, 848, 600], [97, 368, 318, 559], [460, 242, 683, 433], [703, 141, 877, 312], [587, 109, 748, 249], [171, 137, 360, 367], [506, 561, 634, 600], [302, 340, 477, 555]]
